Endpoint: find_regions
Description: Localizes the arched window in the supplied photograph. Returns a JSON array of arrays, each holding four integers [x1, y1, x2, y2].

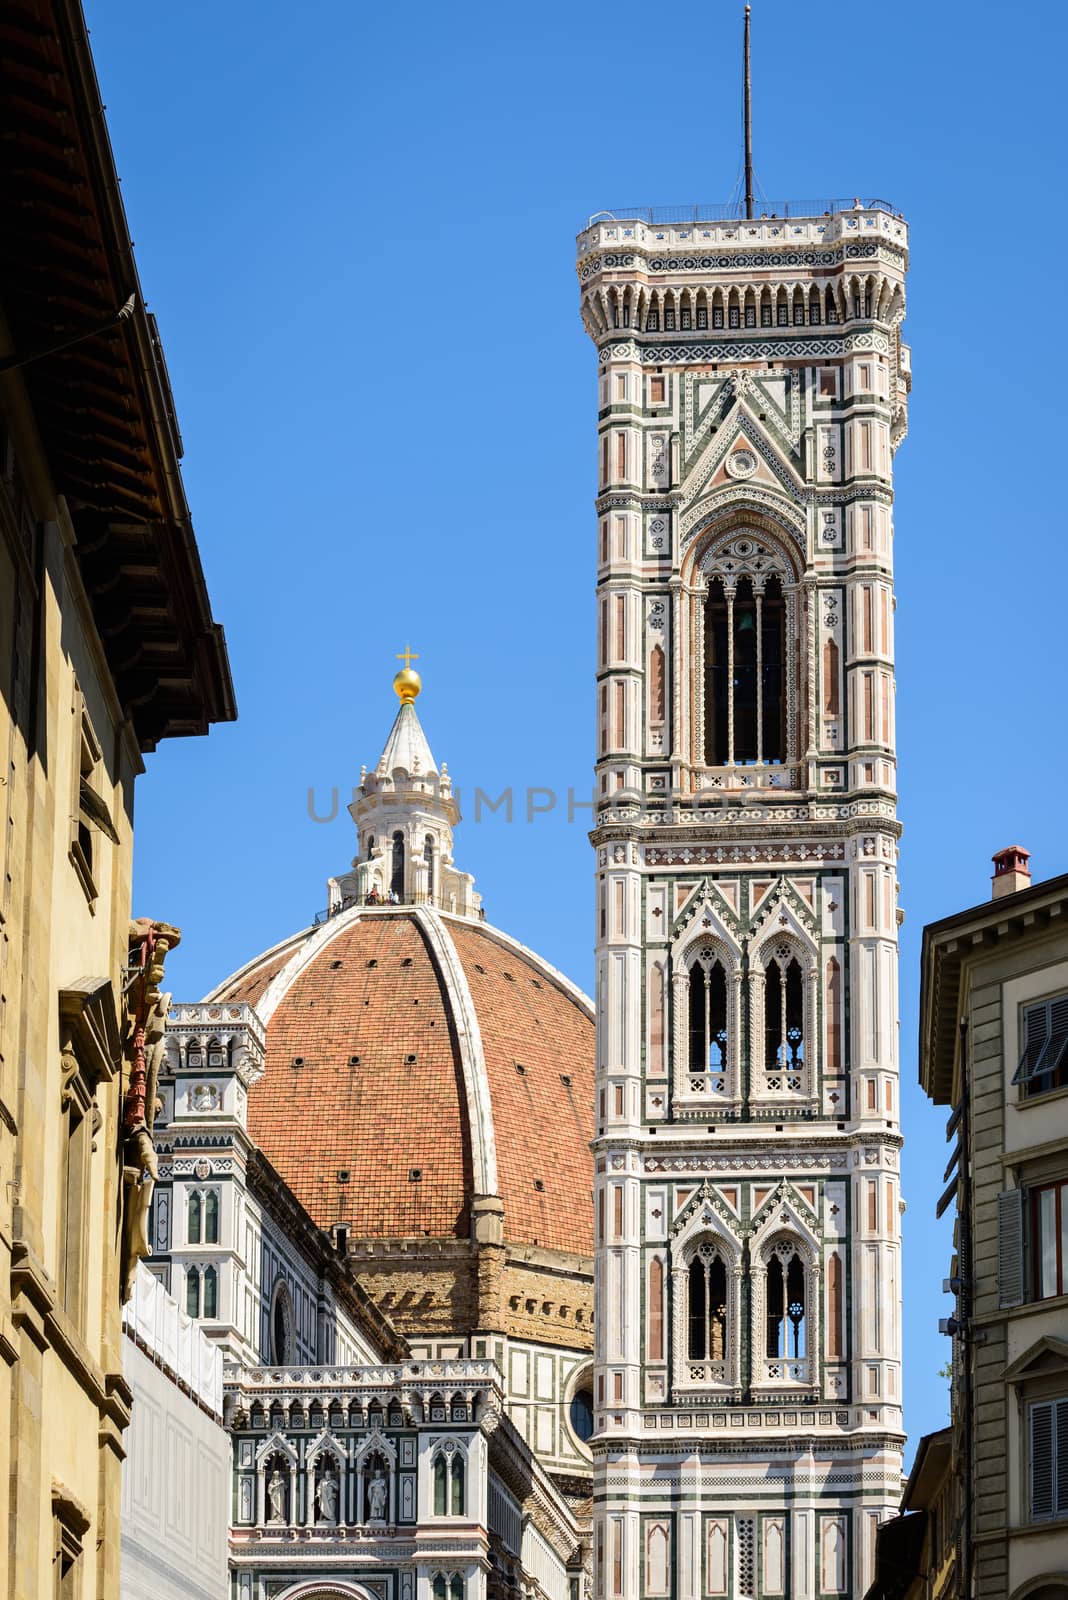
[[432, 1578, 464, 1600], [688, 962, 727, 1075], [271, 1279, 293, 1364], [203, 1265, 217, 1319], [687, 1245, 727, 1363], [424, 835, 435, 902], [432, 1446, 465, 1516], [187, 1191, 202, 1244], [367, 833, 375, 859], [185, 1265, 200, 1318], [703, 575, 786, 765], [750, 1230, 819, 1394], [764, 948, 805, 1080], [204, 1190, 219, 1244], [390, 832, 405, 899], [766, 1246, 806, 1359]]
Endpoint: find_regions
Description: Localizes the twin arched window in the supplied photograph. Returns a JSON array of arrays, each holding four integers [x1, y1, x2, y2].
[[432, 1578, 464, 1600], [676, 1231, 815, 1397], [432, 1447, 465, 1516], [187, 1188, 219, 1245], [673, 933, 815, 1111], [185, 1264, 217, 1319]]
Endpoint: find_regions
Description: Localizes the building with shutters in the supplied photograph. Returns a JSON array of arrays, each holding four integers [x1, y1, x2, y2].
[[0, 3, 234, 1596], [917, 848, 1068, 1600], [576, 197, 911, 1598]]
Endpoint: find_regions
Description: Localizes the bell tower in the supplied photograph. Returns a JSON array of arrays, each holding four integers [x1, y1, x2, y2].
[[578, 181, 910, 1597]]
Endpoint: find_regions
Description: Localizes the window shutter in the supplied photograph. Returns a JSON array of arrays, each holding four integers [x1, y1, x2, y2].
[[1014, 1001, 1049, 1084], [1031, 1401, 1054, 1518], [1057, 1400, 1068, 1516], [997, 1188, 1025, 1308], [1039, 995, 1068, 1077]]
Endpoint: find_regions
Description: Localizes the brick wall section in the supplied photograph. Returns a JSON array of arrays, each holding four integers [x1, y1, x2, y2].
[[448, 922, 595, 1255], [247, 916, 472, 1237]]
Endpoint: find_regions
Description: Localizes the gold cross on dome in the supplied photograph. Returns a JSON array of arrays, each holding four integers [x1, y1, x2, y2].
[[395, 644, 420, 670]]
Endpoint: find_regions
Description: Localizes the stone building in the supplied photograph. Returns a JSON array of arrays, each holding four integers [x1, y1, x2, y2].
[[576, 195, 911, 1597], [142, 672, 597, 1600], [0, 2, 234, 1596], [914, 849, 1068, 1599]]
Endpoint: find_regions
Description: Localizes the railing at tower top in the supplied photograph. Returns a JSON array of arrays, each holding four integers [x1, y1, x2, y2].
[[586, 197, 898, 227]]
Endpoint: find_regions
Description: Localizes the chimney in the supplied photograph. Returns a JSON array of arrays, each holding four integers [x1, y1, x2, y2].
[[991, 845, 1032, 899]]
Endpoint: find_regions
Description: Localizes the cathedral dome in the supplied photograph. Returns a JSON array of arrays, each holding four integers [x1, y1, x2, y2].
[[208, 905, 594, 1254]]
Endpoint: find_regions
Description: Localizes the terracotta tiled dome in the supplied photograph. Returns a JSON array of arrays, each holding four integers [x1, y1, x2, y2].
[[207, 906, 595, 1256]]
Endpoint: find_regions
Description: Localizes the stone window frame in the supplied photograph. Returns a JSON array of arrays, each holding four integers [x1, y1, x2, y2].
[[680, 523, 803, 780], [669, 910, 744, 1118], [669, 1191, 743, 1403], [747, 919, 821, 1115], [747, 1196, 822, 1400], [52, 1484, 91, 1600], [429, 1436, 468, 1519]]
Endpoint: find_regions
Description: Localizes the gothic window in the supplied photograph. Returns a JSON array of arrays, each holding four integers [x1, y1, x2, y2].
[[205, 1189, 219, 1244], [680, 306, 692, 330], [186, 1265, 200, 1317], [687, 1247, 727, 1362], [390, 832, 405, 899], [764, 947, 805, 1081], [367, 833, 375, 859], [432, 1446, 465, 1516], [203, 1265, 218, 1319], [766, 1246, 806, 1359], [751, 1231, 820, 1392], [703, 574, 786, 765], [424, 835, 435, 902], [688, 961, 727, 1077], [675, 1235, 737, 1392], [646, 309, 659, 331], [432, 1578, 464, 1600], [825, 286, 839, 323], [188, 1191, 202, 1244], [712, 306, 724, 329], [271, 1279, 294, 1364]]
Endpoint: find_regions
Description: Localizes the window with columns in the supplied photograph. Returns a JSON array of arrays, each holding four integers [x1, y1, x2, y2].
[[704, 573, 786, 765], [670, 1211, 743, 1400], [749, 1231, 821, 1395], [671, 939, 742, 1110]]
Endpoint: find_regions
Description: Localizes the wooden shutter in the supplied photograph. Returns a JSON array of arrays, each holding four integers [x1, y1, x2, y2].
[[997, 1188, 1025, 1308], [1059, 1400, 1068, 1516], [1032, 1400, 1054, 1517]]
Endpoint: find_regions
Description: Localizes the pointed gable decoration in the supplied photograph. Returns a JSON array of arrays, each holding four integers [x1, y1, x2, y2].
[[750, 877, 818, 954], [748, 1178, 821, 1261], [255, 1430, 299, 1467], [671, 878, 743, 955], [671, 1180, 742, 1258]]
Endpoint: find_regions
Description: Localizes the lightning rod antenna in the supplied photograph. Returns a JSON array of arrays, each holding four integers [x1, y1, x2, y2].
[[743, 4, 754, 220]]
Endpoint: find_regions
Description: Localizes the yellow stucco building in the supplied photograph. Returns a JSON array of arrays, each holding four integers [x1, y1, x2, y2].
[[0, 1, 234, 1593]]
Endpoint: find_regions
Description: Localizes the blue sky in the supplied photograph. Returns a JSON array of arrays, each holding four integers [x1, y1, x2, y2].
[[90, 0, 1068, 1462]]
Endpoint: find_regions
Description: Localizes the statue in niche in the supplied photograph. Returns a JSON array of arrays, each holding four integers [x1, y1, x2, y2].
[[367, 1463, 388, 1522], [267, 1466, 288, 1524], [316, 1462, 339, 1524]]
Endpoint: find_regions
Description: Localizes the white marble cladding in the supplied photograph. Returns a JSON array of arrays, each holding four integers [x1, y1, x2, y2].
[[227, 1358, 502, 1398], [577, 205, 908, 262], [124, 1261, 223, 1415]]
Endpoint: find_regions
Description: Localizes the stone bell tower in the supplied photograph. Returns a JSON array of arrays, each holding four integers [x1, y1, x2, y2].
[[577, 189, 910, 1597]]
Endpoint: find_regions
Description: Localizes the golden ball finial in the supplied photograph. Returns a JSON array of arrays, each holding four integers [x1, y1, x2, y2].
[[393, 645, 421, 704], [393, 667, 421, 704]]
